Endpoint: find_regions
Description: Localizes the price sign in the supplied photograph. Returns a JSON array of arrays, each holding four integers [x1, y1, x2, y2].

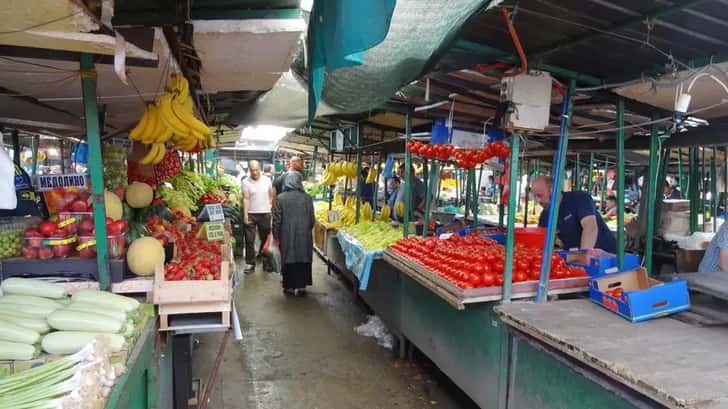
[[36, 173, 88, 192], [205, 222, 225, 241], [198, 203, 225, 222], [328, 210, 341, 223], [451, 128, 486, 150]]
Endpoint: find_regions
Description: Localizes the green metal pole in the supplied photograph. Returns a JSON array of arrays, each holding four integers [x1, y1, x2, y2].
[[536, 79, 576, 303], [616, 98, 626, 269], [423, 160, 437, 236], [355, 126, 362, 224], [523, 160, 531, 228], [677, 148, 684, 194], [600, 159, 609, 211], [311, 145, 318, 181], [30, 135, 39, 176], [534, 160, 540, 177], [498, 171, 505, 228], [372, 153, 381, 213], [503, 134, 520, 302], [59, 140, 66, 173], [689, 147, 699, 233], [654, 146, 671, 234], [712, 147, 717, 232], [80, 54, 110, 290], [575, 153, 581, 191], [587, 153, 594, 196], [328, 134, 334, 211], [403, 115, 412, 237], [644, 119, 659, 275], [465, 168, 472, 218], [471, 168, 479, 226]]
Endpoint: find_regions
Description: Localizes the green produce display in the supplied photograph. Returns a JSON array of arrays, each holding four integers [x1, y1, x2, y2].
[[341, 221, 402, 252], [103, 144, 128, 190], [0, 228, 23, 258]]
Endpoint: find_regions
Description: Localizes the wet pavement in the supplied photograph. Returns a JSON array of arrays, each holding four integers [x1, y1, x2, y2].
[[193, 256, 479, 409]]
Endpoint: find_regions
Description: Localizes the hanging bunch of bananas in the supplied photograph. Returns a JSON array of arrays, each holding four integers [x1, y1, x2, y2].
[[377, 204, 391, 222], [365, 167, 377, 183], [128, 73, 215, 165], [361, 202, 373, 220], [321, 168, 336, 185], [395, 201, 405, 218]]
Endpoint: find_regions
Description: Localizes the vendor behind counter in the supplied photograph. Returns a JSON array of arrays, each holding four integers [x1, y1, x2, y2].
[[532, 176, 616, 253]]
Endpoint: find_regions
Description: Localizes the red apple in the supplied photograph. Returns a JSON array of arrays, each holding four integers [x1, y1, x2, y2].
[[78, 247, 96, 259], [69, 199, 89, 212], [22, 246, 38, 259], [63, 222, 78, 234], [38, 247, 53, 260], [38, 221, 57, 237], [52, 244, 72, 258], [62, 191, 78, 206], [79, 219, 95, 234]]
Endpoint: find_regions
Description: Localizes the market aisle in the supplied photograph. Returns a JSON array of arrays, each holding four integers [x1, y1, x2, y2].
[[193, 256, 478, 409]]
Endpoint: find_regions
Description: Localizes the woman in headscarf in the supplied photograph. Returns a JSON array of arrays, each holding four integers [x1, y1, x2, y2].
[[272, 171, 315, 296]]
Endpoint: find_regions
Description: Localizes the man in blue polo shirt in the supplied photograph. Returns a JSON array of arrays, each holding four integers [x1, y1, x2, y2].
[[531, 176, 616, 253]]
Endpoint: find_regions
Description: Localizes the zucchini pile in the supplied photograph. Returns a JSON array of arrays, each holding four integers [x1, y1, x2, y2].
[[0, 277, 143, 361]]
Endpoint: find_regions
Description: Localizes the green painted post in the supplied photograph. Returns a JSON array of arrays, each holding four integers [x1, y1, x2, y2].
[[600, 159, 609, 211], [616, 98, 626, 269], [80, 54, 110, 290], [523, 160, 531, 228], [311, 145, 318, 181], [654, 146, 671, 234], [689, 147, 699, 233], [534, 160, 540, 177], [587, 153, 594, 196], [465, 168, 472, 218], [30, 135, 39, 176], [404, 115, 412, 237], [677, 148, 684, 194], [503, 134, 520, 302], [536, 79, 576, 303], [423, 160, 438, 236], [328, 134, 335, 211], [471, 168, 479, 226], [498, 171, 505, 228], [644, 120, 659, 275], [712, 147, 717, 232], [575, 153, 581, 191], [355, 126, 362, 223]]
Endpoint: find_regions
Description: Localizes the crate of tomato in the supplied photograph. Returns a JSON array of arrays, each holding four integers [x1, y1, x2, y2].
[[152, 224, 233, 330]]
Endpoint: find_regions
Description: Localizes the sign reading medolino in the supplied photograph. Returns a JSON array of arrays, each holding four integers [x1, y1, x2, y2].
[[36, 173, 88, 192]]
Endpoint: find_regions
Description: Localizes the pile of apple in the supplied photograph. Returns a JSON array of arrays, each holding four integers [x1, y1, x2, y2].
[[77, 218, 129, 259], [22, 220, 75, 260], [49, 187, 92, 213]]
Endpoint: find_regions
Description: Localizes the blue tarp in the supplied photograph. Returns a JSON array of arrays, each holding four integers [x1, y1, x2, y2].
[[337, 230, 383, 291]]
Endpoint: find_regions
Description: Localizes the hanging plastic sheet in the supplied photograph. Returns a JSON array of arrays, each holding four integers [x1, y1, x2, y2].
[[307, 0, 397, 123], [383, 154, 394, 178], [337, 230, 383, 291]]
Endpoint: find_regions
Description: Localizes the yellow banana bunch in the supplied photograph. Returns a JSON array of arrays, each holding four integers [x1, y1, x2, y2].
[[365, 167, 377, 183], [334, 192, 343, 207], [377, 205, 391, 221], [395, 201, 405, 217], [321, 168, 336, 185], [345, 196, 356, 209], [139, 143, 166, 165], [151, 73, 212, 153], [361, 202, 373, 220]]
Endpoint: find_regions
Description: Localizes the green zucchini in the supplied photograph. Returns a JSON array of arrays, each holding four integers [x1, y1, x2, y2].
[[0, 303, 56, 319], [41, 332, 126, 355], [71, 290, 139, 312], [0, 294, 63, 310], [0, 319, 40, 344], [0, 312, 50, 334], [1, 277, 67, 299], [0, 340, 39, 360], [47, 310, 123, 333], [64, 303, 128, 322]]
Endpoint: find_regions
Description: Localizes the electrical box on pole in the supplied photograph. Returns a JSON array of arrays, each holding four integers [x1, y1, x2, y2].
[[500, 71, 552, 132]]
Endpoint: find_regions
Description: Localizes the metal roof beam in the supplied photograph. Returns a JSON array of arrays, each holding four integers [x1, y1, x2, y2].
[[527, 0, 713, 60]]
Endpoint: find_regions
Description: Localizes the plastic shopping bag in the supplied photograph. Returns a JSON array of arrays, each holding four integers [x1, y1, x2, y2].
[[0, 132, 17, 210], [261, 233, 282, 273]]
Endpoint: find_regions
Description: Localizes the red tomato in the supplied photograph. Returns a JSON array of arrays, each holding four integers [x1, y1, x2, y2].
[[495, 275, 504, 286], [482, 273, 495, 287]]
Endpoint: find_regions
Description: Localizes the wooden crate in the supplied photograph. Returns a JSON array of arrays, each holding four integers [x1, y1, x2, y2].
[[153, 258, 232, 331], [314, 221, 327, 254]]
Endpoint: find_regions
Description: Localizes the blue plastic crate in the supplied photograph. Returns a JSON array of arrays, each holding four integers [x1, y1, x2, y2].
[[589, 268, 690, 323], [558, 250, 640, 277], [480, 233, 506, 244]]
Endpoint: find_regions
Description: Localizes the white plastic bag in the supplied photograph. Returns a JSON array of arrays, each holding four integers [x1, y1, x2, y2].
[[0, 132, 17, 210]]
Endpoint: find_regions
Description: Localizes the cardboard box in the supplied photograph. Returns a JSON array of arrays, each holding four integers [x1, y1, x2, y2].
[[589, 268, 690, 322], [559, 250, 640, 277]]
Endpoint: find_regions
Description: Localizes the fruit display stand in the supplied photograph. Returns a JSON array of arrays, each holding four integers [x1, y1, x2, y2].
[[336, 230, 385, 291]]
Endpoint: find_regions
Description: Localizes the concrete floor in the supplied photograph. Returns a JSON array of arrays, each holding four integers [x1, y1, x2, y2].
[[193, 256, 479, 409]]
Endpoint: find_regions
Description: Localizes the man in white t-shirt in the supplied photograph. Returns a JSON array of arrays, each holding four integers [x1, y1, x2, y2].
[[242, 160, 274, 273]]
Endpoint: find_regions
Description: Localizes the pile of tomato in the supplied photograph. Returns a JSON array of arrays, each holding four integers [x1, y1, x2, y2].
[[390, 234, 588, 289], [164, 224, 224, 281], [199, 193, 226, 204], [406, 141, 511, 169]]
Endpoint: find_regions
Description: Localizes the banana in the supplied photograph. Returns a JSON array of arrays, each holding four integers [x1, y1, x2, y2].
[[395, 201, 405, 217], [366, 167, 376, 183], [140, 106, 161, 144], [155, 123, 174, 144], [158, 94, 189, 136], [139, 143, 161, 165], [151, 143, 166, 164], [171, 98, 211, 137], [172, 73, 189, 97], [129, 106, 152, 141]]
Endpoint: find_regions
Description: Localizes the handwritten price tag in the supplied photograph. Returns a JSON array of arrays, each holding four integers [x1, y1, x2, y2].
[[205, 222, 225, 241]]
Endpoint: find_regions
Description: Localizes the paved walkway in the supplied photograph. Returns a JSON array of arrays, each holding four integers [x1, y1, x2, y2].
[[193, 256, 478, 409]]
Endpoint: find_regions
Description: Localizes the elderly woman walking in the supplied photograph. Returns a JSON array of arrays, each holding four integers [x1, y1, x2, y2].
[[272, 171, 315, 296]]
